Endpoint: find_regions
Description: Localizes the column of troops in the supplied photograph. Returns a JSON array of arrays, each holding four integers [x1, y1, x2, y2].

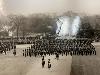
[[23, 38, 96, 57], [0, 41, 16, 55]]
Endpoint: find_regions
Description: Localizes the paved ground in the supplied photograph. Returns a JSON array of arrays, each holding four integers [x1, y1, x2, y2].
[[0, 44, 72, 75], [71, 42, 100, 75]]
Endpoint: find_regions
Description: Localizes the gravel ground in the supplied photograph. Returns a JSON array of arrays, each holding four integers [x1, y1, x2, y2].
[[0, 44, 72, 75], [71, 42, 100, 75]]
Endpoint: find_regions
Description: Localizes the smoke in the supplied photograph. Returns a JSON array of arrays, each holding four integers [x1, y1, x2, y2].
[[56, 16, 81, 39], [71, 16, 81, 36], [56, 16, 70, 36]]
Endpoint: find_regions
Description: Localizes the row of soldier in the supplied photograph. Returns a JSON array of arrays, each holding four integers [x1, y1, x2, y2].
[[22, 38, 96, 57], [23, 47, 96, 57], [0, 41, 16, 55]]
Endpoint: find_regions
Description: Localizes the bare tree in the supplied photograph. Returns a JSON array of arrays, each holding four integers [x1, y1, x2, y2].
[[8, 15, 26, 40]]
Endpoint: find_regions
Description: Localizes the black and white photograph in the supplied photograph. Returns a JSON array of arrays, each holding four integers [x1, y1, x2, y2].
[[0, 0, 99, 75]]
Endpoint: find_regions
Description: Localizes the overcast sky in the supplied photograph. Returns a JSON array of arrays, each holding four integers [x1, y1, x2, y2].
[[1, 0, 100, 15]]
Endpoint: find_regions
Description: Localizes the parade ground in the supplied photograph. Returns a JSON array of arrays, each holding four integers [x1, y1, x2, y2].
[[0, 44, 72, 75], [71, 42, 100, 75], [0, 42, 100, 75]]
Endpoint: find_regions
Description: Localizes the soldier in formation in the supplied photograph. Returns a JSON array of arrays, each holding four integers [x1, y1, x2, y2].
[[23, 38, 96, 58]]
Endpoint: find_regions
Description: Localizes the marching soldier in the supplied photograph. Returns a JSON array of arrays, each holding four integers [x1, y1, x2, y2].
[[23, 50, 24, 56], [13, 49, 16, 56], [25, 49, 26, 57], [42, 56, 45, 68], [48, 59, 51, 70]]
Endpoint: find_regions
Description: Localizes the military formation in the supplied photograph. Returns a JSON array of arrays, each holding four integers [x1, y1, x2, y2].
[[0, 37, 96, 57], [0, 37, 96, 69], [0, 40, 16, 55], [22, 38, 96, 57]]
